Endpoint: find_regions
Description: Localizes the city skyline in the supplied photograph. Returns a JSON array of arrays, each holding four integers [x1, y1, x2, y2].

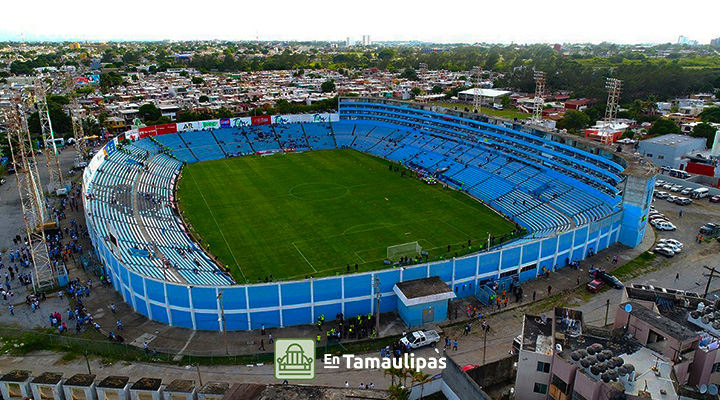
[[3, 0, 720, 45]]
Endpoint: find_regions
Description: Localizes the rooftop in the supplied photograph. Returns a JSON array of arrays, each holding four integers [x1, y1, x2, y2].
[[458, 88, 512, 98], [130, 378, 162, 391], [165, 379, 195, 393], [221, 384, 391, 400], [0, 370, 31, 383], [98, 376, 130, 389], [521, 314, 553, 354], [31, 372, 63, 385], [621, 301, 698, 342], [642, 134, 706, 146], [393, 276, 456, 306], [63, 374, 96, 387], [200, 382, 230, 395]]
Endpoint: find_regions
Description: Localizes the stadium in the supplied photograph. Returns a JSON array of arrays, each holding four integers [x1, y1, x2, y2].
[[82, 97, 656, 331]]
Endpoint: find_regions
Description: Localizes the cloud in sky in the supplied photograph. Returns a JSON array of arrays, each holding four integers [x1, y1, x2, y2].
[[3, 0, 719, 44]]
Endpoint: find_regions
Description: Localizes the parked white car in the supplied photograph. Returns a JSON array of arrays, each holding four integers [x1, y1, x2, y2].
[[670, 185, 683, 192], [655, 191, 670, 199], [654, 221, 677, 231], [667, 195, 678, 203], [658, 239, 683, 249]]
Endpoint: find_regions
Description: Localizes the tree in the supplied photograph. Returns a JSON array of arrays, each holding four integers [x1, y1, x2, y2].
[[557, 110, 590, 133], [216, 108, 233, 118], [700, 107, 720, 123], [648, 118, 681, 136], [138, 103, 161, 122], [411, 371, 433, 400], [198, 95, 210, 103], [431, 85, 444, 94], [378, 48, 396, 62], [410, 87, 422, 97], [400, 67, 419, 81], [321, 79, 336, 93], [191, 76, 205, 85], [692, 122, 718, 147]]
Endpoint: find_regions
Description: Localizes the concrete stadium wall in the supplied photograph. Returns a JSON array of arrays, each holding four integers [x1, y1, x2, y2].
[[83, 115, 625, 331], [85, 194, 621, 330]]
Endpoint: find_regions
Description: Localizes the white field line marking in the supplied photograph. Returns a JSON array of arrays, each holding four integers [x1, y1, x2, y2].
[[292, 242, 318, 273], [188, 170, 247, 281]]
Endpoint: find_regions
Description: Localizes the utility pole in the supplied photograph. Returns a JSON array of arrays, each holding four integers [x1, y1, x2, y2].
[[702, 266, 720, 298], [217, 290, 228, 354], [482, 328, 488, 365], [604, 299, 611, 326], [374, 276, 381, 338]]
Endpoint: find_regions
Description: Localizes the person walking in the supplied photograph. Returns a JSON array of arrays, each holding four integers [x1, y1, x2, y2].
[[117, 319, 123, 330], [532, 291, 536, 301], [268, 333, 274, 344], [8, 305, 14, 316], [453, 339, 458, 351], [261, 324, 266, 335], [675, 273, 680, 282], [110, 303, 116, 314], [548, 285, 552, 296], [259, 339, 265, 351], [144, 342, 149, 355]]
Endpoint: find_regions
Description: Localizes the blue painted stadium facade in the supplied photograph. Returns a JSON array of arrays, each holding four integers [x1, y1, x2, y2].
[[84, 98, 655, 331]]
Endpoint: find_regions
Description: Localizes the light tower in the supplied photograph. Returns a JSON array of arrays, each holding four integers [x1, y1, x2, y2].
[[601, 78, 623, 145], [604, 78, 623, 123], [3, 97, 57, 292], [34, 79, 64, 193], [65, 73, 89, 159], [472, 66, 483, 113], [532, 71, 546, 123]]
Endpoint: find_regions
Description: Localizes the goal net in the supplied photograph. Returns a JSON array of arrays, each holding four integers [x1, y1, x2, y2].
[[387, 241, 422, 261]]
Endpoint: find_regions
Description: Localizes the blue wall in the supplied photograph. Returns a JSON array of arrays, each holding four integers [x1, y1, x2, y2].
[[89, 202, 622, 331], [398, 299, 449, 328]]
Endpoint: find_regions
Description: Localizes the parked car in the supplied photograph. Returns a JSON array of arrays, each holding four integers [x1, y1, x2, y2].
[[699, 223, 720, 235], [658, 239, 683, 249], [649, 214, 666, 221], [655, 180, 665, 187], [663, 184, 673, 190], [587, 279, 605, 293], [650, 218, 670, 227], [667, 195, 678, 203], [681, 188, 693, 195], [654, 247, 675, 257], [710, 196, 720, 203], [655, 221, 677, 231], [658, 243, 682, 253], [595, 272, 624, 289], [675, 197, 692, 206], [655, 191, 670, 199], [671, 185, 683, 192], [399, 330, 441, 349]]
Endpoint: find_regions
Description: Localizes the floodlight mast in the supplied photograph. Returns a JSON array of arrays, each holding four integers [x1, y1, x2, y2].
[[3, 96, 58, 292], [601, 78, 623, 145], [34, 79, 64, 192], [66, 73, 89, 159], [533, 71, 546, 123]]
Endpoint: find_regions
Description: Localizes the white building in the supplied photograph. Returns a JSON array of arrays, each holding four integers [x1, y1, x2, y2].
[[362, 35, 371, 46]]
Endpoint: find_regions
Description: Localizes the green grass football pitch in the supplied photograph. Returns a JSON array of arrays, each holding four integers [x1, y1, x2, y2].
[[177, 149, 516, 283]]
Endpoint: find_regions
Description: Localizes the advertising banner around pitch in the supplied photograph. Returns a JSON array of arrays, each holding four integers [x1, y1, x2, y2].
[[156, 123, 177, 136], [199, 120, 220, 129], [230, 117, 251, 127], [251, 115, 271, 125], [138, 126, 156, 139], [176, 121, 202, 132]]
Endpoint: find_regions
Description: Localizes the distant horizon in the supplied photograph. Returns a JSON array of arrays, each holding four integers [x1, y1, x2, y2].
[[4, 0, 720, 45]]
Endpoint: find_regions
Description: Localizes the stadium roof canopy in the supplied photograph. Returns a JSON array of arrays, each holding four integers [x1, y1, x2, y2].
[[458, 88, 512, 99]]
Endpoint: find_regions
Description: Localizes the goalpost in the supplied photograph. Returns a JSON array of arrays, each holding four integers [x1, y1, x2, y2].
[[387, 241, 422, 261]]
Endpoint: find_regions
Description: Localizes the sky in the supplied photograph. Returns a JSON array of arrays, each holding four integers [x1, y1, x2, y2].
[[2, 0, 720, 45]]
